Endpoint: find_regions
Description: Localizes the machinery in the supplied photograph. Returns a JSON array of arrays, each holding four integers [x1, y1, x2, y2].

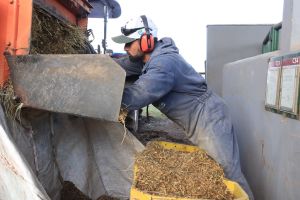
[[1, 0, 125, 121], [1, 0, 299, 199], [0, 0, 144, 199]]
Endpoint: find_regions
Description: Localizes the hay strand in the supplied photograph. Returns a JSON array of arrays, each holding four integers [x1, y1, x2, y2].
[[0, 80, 23, 121], [118, 108, 128, 144]]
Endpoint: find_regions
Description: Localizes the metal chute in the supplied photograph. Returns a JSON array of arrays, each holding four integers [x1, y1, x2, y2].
[[7, 54, 126, 122]]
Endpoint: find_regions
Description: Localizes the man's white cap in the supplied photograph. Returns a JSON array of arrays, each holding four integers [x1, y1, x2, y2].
[[112, 15, 158, 44]]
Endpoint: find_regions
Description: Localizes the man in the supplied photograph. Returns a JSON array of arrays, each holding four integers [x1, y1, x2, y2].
[[112, 15, 254, 199]]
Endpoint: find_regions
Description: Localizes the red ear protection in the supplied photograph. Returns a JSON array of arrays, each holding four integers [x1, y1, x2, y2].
[[140, 15, 155, 53], [140, 34, 154, 53]]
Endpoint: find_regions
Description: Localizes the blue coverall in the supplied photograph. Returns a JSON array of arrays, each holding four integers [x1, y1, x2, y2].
[[116, 37, 254, 199]]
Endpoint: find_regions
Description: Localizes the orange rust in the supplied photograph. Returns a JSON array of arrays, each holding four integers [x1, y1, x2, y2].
[[0, 0, 32, 86], [42, 0, 77, 24], [78, 17, 88, 29], [41, 0, 91, 26]]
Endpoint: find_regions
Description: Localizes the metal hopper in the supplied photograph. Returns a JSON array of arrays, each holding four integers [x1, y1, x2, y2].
[[7, 54, 125, 121]]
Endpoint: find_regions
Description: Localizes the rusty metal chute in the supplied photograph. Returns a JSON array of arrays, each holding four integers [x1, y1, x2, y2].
[[7, 54, 125, 121]]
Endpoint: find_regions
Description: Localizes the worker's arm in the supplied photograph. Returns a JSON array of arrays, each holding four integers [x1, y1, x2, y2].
[[122, 56, 175, 110], [113, 55, 143, 77]]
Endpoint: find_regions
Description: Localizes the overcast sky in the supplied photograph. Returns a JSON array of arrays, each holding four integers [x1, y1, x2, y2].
[[88, 0, 284, 72]]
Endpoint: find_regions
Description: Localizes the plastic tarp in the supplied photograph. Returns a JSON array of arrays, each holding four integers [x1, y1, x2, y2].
[[0, 107, 50, 200], [0, 106, 144, 200]]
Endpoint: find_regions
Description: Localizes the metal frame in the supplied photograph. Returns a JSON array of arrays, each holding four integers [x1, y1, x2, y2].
[[265, 56, 282, 109], [279, 53, 300, 115], [0, 0, 32, 86], [0, 0, 92, 86]]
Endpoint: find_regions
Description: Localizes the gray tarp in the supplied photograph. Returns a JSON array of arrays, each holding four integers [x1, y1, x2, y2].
[[0, 107, 50, 200], [1, 106, 144, 200]]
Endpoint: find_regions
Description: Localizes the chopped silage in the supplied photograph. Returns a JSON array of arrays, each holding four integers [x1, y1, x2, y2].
[[30, 5, 88, 54], [134, 142, 234, 200]]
